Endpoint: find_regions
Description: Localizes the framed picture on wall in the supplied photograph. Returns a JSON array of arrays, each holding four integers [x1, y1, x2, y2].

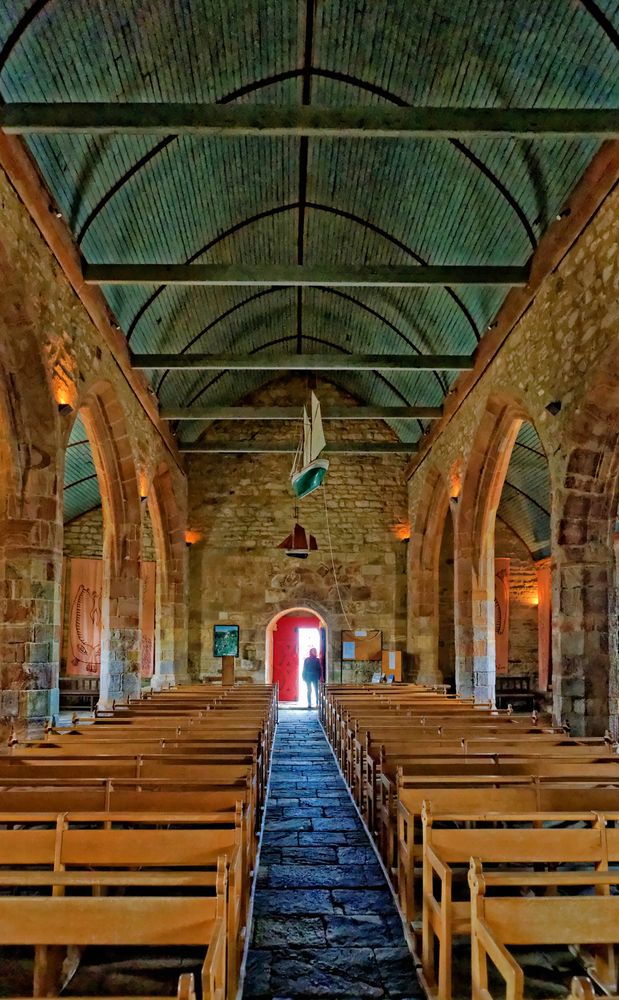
[[341, 629, 382, 661], [213, 624, 239, 658]]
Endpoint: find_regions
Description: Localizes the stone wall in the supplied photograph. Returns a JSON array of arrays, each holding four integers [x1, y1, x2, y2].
[[494, 521, 539, 681], [0, 151, 187, 721], [407, 169, 619, 732], [187, 378, 409, 682], [63, 508, 104, 559]]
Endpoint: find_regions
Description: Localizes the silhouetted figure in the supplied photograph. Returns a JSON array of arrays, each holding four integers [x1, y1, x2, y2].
[[302, 647, 321, 709]]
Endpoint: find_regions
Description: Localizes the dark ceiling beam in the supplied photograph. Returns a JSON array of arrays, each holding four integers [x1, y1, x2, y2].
[[84, 263, 528, 287], [162, 405, 442, 420], [179, 440, 417, 454], [133, 353, 473, 371], [2, 104, 618, 137]]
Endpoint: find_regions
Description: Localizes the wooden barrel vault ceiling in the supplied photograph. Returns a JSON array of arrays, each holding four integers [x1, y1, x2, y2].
[[0, 0, 616, 550]]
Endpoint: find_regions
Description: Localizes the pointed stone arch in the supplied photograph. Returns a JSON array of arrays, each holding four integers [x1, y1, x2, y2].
[[456, 394, 532, 700], [0, 246, 63, 723], [77, 380, 142, 704]]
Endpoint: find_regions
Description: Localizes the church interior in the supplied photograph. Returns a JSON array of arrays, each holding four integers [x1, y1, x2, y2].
[[0, 1, 618, 998]]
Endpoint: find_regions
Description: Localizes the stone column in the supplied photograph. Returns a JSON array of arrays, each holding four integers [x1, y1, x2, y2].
[[0, 506, 63, 724], [552, 554, 612, 736], [453, 510, 475, 699], [99, 521, 142, 706]]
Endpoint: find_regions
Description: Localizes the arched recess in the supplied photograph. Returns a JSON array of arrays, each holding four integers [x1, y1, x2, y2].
[[78, 381, 142, 706], [455, 395, 531, 701], [407, 467, 450, 684], [554, 346, 619, 736], [265, 605, 329, 691], [147, 463, 189, 687], [493, 422, 551, 701]]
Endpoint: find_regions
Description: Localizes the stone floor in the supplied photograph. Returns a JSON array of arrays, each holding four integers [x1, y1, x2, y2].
[[243, 709, 423, 999]]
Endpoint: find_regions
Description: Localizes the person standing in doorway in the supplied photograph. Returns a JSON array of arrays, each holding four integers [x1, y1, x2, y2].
[[302, 647, 322, 709]]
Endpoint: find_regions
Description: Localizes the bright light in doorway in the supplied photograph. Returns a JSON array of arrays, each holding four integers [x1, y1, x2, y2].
[[297, 626, 321, 707]]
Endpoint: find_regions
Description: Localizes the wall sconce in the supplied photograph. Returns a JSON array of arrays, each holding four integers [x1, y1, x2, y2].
[[449, 495, 459, 507], [391, 521, 411, 542], [57, 402, 73, 417], [545, 400, 562, 416], [185, 530, 201, 548]]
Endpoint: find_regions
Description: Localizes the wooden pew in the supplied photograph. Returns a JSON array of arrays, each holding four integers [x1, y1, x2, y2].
[[397, 779, 619, 923], [0, 810, 247, 997], [0, 865, 229, 1000], [422, 806, 619, 1000], [469, 861, 619, 1000], [376, 751, 619, 873], [3, 970, 198, 1000]]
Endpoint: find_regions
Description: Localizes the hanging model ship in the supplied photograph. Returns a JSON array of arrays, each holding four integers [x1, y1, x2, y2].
[[290, 391, 329, 500], [277, 517, 318, 559]]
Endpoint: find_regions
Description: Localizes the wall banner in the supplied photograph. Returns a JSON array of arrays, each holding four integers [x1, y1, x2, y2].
[[141, 561, 156, 678], [536, 561, 552, 690], [67, 557, 103, 676], [495, 558, 510, 675]]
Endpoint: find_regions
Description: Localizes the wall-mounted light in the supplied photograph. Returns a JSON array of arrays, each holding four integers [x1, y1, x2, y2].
[[449, 495, 459, 508], [185, 529, 201, 548], [556, 208, 571, 221], [545, 400, 562, 416], [57, 402, 73, 417], [392, 521, 411, 542]]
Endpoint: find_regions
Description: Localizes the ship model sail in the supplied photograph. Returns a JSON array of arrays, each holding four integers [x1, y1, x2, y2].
[[290, 392, 329, 500]]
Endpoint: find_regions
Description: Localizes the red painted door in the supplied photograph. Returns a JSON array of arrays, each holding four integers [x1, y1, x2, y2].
[[272, 614, 319, 701]]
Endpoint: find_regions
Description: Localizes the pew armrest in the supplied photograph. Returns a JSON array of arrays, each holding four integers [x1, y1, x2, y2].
[[473, 918, 524, 1000]]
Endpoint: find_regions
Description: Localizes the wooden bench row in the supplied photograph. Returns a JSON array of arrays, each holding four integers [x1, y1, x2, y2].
[[0, 682, 278, 1000], [319, 682, 619, 1000]]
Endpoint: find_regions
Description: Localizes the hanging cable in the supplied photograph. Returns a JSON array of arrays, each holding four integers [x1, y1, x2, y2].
[[322, 483, 353, 630]]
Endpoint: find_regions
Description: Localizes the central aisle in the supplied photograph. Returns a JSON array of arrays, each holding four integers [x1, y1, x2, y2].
[[243, 710, 422, 999]]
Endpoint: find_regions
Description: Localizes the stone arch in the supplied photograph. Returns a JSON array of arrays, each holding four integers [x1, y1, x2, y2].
[[76, 380, 142, 705], [147, 463, 188, 686], [553, 344, 619, 735], [456, 394, 532, 700], [407, 466, 450, 683], [264, 603, 330, 685]]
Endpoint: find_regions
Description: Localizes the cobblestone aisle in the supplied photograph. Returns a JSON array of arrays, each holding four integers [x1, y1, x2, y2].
[[243, 710, 423, 999]]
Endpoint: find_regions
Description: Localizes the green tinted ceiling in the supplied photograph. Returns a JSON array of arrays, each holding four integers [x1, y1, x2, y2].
[[63, 414, 101, 524], [0, 0, 617, 523], [498, 422, 551, 560]]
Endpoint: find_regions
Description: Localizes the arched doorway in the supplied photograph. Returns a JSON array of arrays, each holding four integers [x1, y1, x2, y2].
[[265, 607, 328, 704]]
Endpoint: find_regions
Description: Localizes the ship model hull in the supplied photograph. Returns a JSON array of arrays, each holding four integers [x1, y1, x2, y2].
[[291, 457, 329, 500]]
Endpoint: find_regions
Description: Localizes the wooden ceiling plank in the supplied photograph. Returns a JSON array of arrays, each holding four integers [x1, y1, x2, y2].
[[2, 104, 618, 138], [162, 405, 443, 420], [85, 263, 528, 286], [133, 353, 473, 371]]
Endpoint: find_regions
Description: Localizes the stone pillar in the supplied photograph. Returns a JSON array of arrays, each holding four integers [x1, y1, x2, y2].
[[99, 519, 142, 706], [552, 554, 612, 736], [0, 451, 63, 724], [553, 436, 618, 737], [453, 511, 474, 699], [407, 529, 442, 685]]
